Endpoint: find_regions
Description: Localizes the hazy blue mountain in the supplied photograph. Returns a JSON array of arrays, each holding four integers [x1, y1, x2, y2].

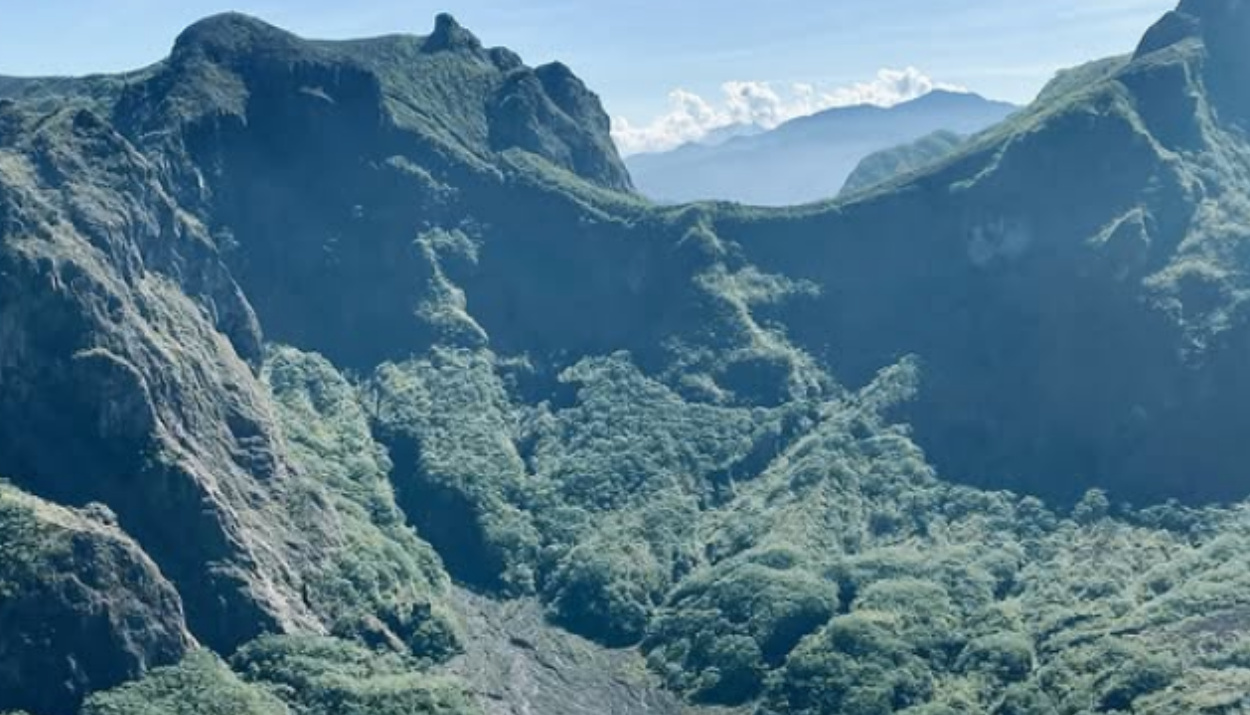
[[694, 121, 767, 146], [626, 89, 1017, 205], [7, 4, 1250, 715]]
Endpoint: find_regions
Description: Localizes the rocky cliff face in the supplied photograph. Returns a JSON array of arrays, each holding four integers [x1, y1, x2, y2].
[[0, 484, 194, 714], [0, 98, 302, 653]]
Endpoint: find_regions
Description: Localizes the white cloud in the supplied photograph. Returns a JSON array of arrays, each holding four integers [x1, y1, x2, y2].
[[612, 67, 965, 156]]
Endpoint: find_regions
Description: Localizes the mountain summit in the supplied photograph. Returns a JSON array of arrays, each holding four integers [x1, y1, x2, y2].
[[156, 12, 632, 194], [424, 12, 485, 53], [1143, 0, 1250, 125], [171, 12, 302, 59]]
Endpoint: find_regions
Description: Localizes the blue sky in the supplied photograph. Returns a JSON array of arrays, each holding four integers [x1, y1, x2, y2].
[[0, 0, 1176, 151]]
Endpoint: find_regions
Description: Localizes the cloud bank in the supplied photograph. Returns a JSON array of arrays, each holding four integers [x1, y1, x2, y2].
[[613, 67, 964, 156]]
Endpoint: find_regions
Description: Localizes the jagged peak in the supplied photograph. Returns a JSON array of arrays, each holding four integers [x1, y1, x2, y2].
[[1136, 0, 1250, 59], [489, 47, 524, 72], [533, 62, 589, 105], [1135, 9, 1201, 58], [423, 13, 484, 54], [530, 60, 609, 135]]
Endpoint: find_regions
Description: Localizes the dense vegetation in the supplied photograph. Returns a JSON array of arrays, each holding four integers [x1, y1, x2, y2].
[[262, 348, 460, 658], [6, 2, 1250, 715], [359, 348, 1250, 713], [65, 346, 1250, 715], [82, 639, 479, 715]]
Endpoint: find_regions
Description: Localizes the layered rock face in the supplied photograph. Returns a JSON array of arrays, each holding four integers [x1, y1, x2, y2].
[[0, 99, 298, 653]]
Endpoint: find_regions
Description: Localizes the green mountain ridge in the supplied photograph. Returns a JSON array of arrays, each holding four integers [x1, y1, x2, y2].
[[839, 129, 967, 197], [4, 4, 1250, 715]]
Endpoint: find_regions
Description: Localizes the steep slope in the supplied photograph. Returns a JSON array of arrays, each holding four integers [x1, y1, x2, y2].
[[627, 90, 1017, 206], [0, 483, 193, 715], [0, 98, 303, 653], [0, 16, 481, 689]]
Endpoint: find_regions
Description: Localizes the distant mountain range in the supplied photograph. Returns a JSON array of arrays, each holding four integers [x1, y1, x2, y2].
[[694, 121, 766, 146], [626, 89, 1017, 205]]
